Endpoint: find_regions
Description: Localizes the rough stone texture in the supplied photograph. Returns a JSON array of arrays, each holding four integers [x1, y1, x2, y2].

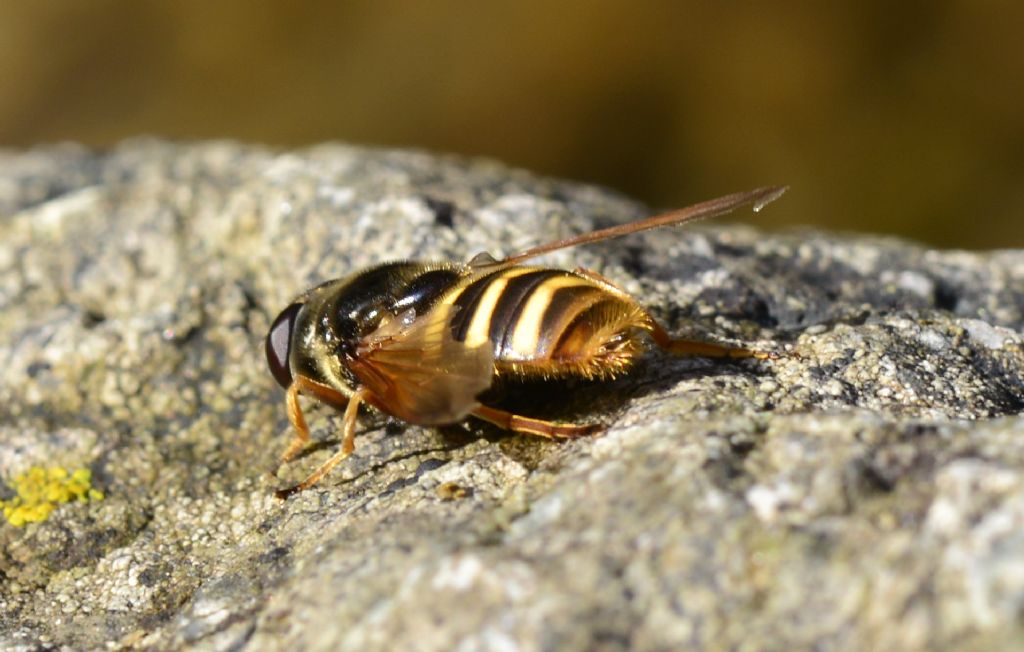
[[1, 140, 1023, 651]]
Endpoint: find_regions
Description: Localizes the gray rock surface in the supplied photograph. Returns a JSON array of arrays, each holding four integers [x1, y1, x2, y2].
[[1, 140, 1023, 651]]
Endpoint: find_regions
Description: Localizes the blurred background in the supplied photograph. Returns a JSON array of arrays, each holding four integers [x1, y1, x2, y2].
[[1, 1, 1021, 248]]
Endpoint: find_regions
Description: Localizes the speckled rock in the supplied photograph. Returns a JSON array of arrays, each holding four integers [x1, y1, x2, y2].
[[1, 140, 1023, 651]]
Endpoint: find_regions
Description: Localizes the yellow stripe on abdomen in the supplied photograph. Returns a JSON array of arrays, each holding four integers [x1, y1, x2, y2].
[[446, 267, 538, 348], [462, 277, 509, 347], [507, 276, 593, 357]]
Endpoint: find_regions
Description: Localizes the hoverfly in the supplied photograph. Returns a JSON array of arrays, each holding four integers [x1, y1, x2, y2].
[[266, 186, 787, 498]]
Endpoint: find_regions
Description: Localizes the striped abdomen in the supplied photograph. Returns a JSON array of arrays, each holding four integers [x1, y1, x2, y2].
[[443, 266, 649, 378]]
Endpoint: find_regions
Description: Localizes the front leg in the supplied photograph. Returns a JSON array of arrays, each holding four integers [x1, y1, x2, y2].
[[275, 388, 368, 499], [275, 375, 352, 471], [278, 380, 312, 466]]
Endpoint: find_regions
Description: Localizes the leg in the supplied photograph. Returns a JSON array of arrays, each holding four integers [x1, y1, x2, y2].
[[276, 375, 352, 470], [278, 381, 312, 466], [471, 404, 602, 439], [646, 317, 775, 360], [275, 389, 367, 499]]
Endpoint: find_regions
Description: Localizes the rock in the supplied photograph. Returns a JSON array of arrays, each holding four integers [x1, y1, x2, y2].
[[1, 140, 1023, 651]]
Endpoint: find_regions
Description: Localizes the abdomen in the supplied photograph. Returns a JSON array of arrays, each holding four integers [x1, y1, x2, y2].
[[444, 266, 649, 379]]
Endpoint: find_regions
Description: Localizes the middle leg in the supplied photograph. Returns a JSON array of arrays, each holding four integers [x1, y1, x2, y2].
[[470, 404, 602, 439]]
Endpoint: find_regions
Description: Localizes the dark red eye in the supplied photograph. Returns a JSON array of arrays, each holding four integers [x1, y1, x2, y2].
[[266, 303, 302, 388]]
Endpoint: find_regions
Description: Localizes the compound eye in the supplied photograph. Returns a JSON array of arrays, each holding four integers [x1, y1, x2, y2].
[[266, 302, 302, 388]]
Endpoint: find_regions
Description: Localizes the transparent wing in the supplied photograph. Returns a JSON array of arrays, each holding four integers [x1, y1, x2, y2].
[[349, 305, 494, 426], [477, 186, 787, 268]]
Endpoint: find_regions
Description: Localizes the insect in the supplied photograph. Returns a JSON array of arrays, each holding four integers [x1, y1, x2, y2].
[[266, 186, 787, 498]]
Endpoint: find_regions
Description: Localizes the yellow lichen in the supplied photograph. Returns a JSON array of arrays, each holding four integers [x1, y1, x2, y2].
[[1, 466, 104, 527]]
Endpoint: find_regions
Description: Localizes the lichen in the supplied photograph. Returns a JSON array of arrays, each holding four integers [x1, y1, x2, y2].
[[1, 466, 104, 527]]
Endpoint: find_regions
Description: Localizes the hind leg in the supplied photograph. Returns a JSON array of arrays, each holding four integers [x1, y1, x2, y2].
[[645, 315, 775, 360], [573, 267, 774, 360]]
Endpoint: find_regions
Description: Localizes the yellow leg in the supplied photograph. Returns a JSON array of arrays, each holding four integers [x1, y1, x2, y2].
[[471, 404, 602, 439], [278, 381, 312, 466], [646, 318, 776, 360], [275, 375, 353, 472], [275, 389, 367, 499]]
